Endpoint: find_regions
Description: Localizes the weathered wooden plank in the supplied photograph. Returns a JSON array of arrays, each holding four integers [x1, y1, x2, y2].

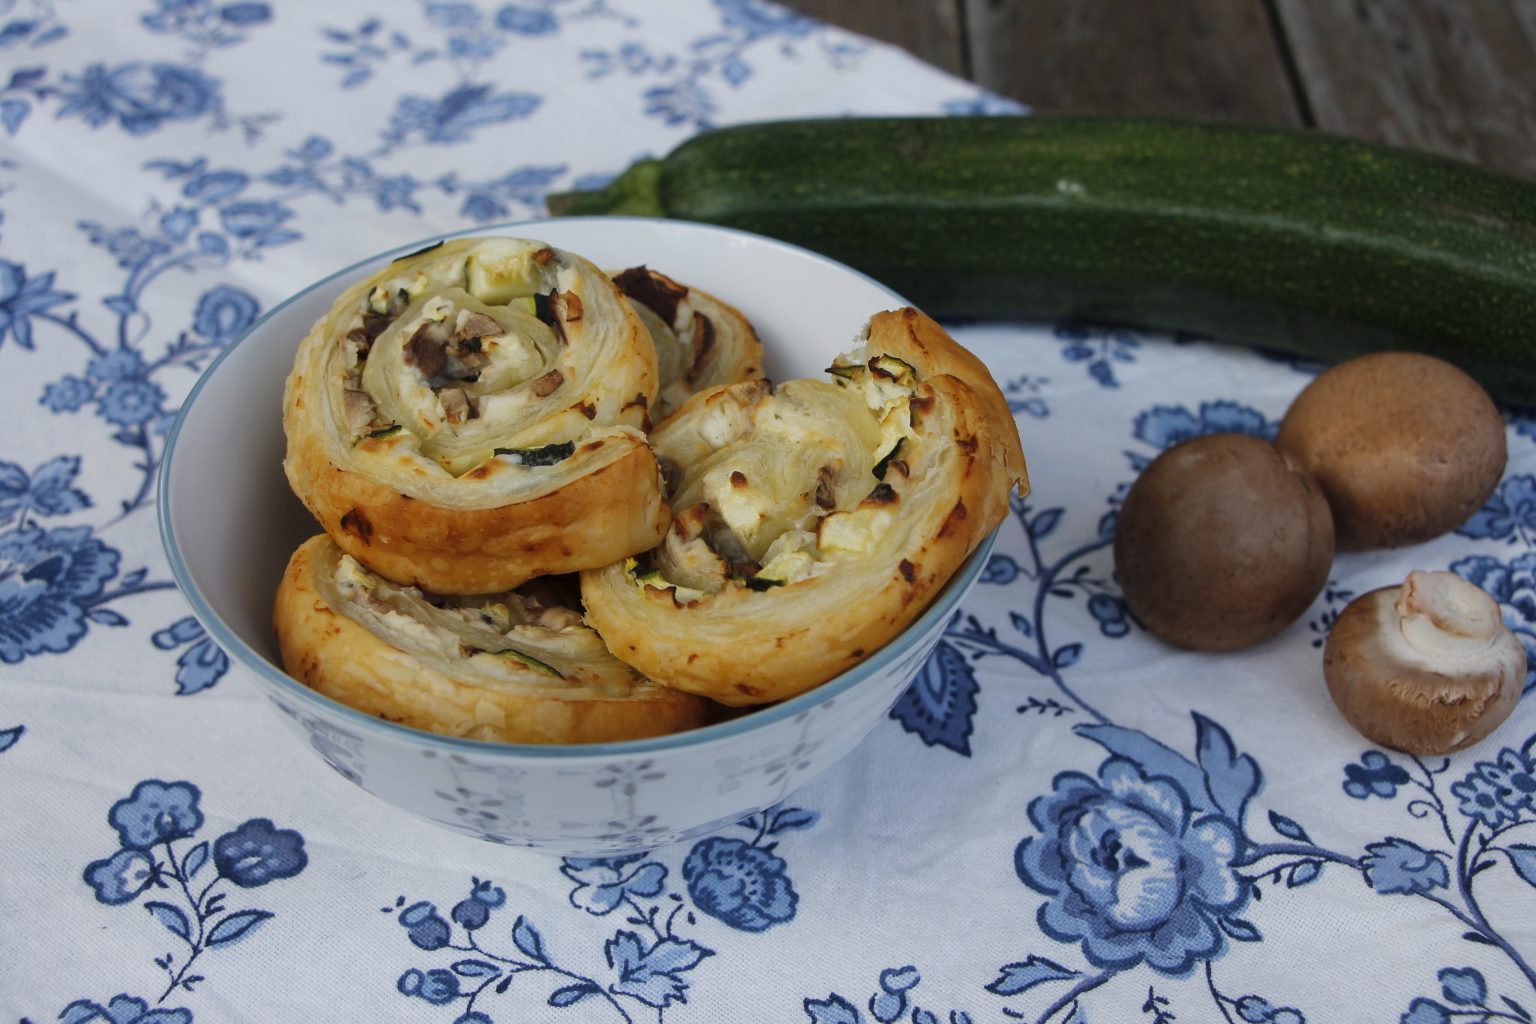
[[777, 0, 968, 78], [1273, 0, 1536, 179], [961, 0, 1302, 124]]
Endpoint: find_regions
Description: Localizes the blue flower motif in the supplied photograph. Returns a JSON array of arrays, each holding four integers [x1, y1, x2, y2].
[[191, 284, 259, 343], [1460, 475, 1536, 544], [1134, 400, 1276, 452], [563, 853, 667, 914], [98, 378, 166, 427], [1235, 996, 1305, 1024], [213, 817, 307, 886], [400, 900, 453, 949], [1451, 769, 1521, 828], [87, 348, 145, 382], [1451, 552, 1536, 691], [460, 193, 508, 222], [398, 967, 460, 1005], [385, 83, 541, 147], [0, 259, 74, 349], [108, 780, 203, 850], [372, 174, 421, 213], [1087, 593, 1130, 638], [1479, 748, 1536, 808], [643, 81, 714, 127], [495, 4, 557, 34], [427, 2, 481, 28], [60, 994, 192, 1024], [42, 375, 95, 413], [1361, 838, 1449, 894], [218, 2, 270, 26], [0, 524, 120, 663], [682, 836, 797, 932], [450, 878, 505, 929], [1342, 750, 1411, 799], [1015, 757, 1247, 975], [0, 455, 91, 526], [158, 206, 198, 242], [83, 848, 158, 904], [56, 63, 220, 134], [219, 199, 293, 240], [715, 0, 817, 39]]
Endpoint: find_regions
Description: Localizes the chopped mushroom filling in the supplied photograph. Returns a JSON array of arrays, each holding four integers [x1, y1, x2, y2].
[[632, 350, 921, 600]]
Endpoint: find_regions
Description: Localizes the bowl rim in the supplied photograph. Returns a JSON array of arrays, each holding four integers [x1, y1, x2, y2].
[[157, 214, 999, 760]]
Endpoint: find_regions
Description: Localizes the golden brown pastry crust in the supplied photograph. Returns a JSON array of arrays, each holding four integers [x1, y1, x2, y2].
[[283, 237, 667, 594], [580, 308, 1027, 706], [274, 536, 707, 744], [611, 266, 765, 420]]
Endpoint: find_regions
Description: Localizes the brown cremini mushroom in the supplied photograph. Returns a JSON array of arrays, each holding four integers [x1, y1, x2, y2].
[[1113, 433, 1334, 651], [1274, 352, 1506, 550], [1324, 570, 1525, 755]]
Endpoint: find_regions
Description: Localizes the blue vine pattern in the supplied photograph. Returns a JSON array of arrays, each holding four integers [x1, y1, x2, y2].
[[388, 804, 817, 1021], [868, 394, 1536, 1021], [38, 779, 309, 1021]]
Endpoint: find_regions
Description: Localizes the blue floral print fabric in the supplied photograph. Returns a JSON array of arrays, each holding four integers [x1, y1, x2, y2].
[[3, 1, 1535, 1021]]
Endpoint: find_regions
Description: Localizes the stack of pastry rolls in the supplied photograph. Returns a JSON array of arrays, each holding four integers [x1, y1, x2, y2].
[[276, 237, 1026, 744]]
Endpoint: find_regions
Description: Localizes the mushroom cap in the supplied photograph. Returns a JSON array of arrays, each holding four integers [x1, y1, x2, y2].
[[1323, 571, 1525, 755], [1274, 352, 1506, 550], [1113, 432, 1334, 651]]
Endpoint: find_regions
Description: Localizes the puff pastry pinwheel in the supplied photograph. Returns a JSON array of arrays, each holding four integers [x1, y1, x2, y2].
[[275, 536, 707, 744], [612, 266, 765, 420], [581, 307, 1028, 706], [283, 237, 667, 595]]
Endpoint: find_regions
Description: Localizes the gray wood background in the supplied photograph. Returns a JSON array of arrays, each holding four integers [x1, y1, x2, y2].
[[782, 0, 1536, 180]]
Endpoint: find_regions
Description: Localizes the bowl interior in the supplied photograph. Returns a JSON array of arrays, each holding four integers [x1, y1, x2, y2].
[[161, 217, 956, 751]]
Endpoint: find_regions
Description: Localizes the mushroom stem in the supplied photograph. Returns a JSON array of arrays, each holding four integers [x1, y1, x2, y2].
[[1395, 570, 1503, 663]]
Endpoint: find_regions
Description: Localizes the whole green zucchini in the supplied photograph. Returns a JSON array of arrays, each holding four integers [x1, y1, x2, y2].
[[548, 116, 1536, 407]]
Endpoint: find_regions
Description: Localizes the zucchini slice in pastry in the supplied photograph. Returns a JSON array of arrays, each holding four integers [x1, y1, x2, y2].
[[283, 237, 666, 595], [581, 307, 1028, 706], [274, 536, 707, 744], [613, 266, 765, 421]]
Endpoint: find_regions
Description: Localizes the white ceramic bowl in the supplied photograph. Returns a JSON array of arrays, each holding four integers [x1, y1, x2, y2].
[[158, 217, 997, 855]]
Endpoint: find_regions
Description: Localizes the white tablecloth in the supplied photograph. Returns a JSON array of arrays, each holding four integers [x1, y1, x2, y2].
[[4, 2, 1535, 1021]]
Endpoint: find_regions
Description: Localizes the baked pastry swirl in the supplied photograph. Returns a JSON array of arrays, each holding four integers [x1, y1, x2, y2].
[[283, 237, 667, 595], [580, 307, 1028, 706], [612, 266, 765, 420], [274, 536, 707, 744]]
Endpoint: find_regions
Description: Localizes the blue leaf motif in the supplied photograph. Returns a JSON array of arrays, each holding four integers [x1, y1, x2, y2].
[[205, 908, 272, 947], [804, 995, 862, 1024], [1268, 810, 1310, 842], [1439, 967, 1487, 1006], [1506, 845, 1536, 888], [512, 915, 548, 963], [453, 959, 501, 977], [146, 900, 192, 941], [770, 807, 820, 834], [549, 982, 600, 1006], [0, 97, 28, 135], [1030, 508, 1063, 539], [59, 1001, 109, 1024], [1076, 723, 1213, 815], [1286, 861, 1321, 887], [87, 608, 128, 626], [986, 956, 1080, 995], [607, 931, 711, 1007], [1219, 917, 1262, 942], [1009, 612, 1034, 637], [888, 640, 979, 755], [182, 841, 209, 880], [0, 725, 23, 753], [1194, 714, 1262, 822], [1052, 644, 1082, 669]]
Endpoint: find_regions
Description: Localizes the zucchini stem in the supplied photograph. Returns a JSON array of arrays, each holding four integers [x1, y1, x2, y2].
[[546, 159, 666, 217]]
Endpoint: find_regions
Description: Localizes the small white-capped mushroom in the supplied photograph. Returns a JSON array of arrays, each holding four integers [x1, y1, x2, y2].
[[1324, 570, 1526, 755]]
